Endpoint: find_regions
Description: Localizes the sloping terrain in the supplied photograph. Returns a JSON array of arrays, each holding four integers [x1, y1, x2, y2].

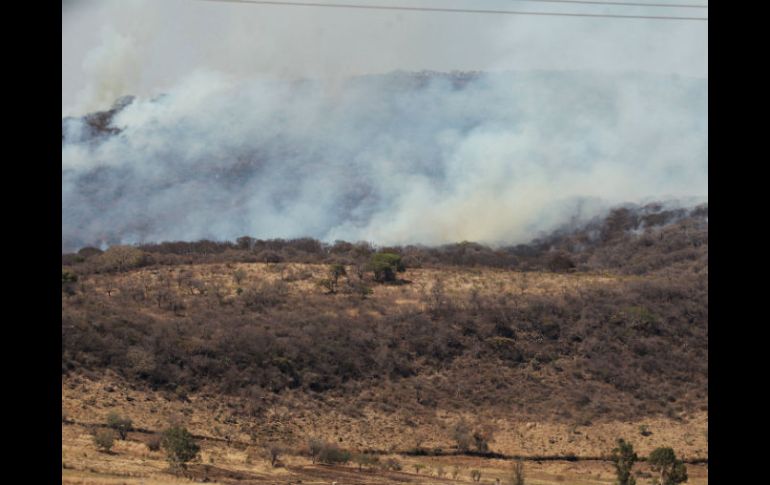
[[62, 204, 707, 483]]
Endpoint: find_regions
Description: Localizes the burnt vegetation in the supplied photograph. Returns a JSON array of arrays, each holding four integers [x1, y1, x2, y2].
[[62, 203, 707, 424]]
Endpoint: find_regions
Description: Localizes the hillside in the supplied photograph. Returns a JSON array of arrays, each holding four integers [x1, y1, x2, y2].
[[61, 204, 707, 483]]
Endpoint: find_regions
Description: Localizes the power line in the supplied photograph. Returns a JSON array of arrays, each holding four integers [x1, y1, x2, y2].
[[197, 0, 708, 20], [506, 0, 707, 9]]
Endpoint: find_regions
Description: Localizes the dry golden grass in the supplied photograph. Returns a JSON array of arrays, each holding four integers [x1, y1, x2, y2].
[[63, 418, 708, 485], [85, 262, 629, 319], [63, 369, 707, 483]]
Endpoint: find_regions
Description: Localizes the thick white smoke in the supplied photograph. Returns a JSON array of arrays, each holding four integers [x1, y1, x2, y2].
[[62, 0, 707, 251], [62, 70, 707, 250]]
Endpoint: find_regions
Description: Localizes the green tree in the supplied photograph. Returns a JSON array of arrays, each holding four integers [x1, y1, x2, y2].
[[648, 447, 688, 485], [161, 426, 200, 469], [106, 412, 132, 440], [611, 438, 638, 485], [369, 253, 405, 282]]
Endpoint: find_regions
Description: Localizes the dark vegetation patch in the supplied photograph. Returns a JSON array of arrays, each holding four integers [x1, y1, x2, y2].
[[61, 204, 707, 422]]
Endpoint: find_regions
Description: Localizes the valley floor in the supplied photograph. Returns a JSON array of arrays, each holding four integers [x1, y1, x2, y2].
[[62, 373, 708, 485]]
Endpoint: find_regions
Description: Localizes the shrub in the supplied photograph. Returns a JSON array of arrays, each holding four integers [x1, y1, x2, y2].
[[308, 438, 324, 464], [146, 434, 162, 451], [62, 269, 78, 284], [93, 429, 115, 452], [452, 419, 473, 452], [62, 269, 78, 296], [369, 253, 405, 282], [78, 246, 104, 258], [161, 426, 200, 468], [352, 452, 380, 471], [96, 245, 147, 272], [264, 443, 283, 467], [327, 264, 347, 293], [106, 412, 132, 440], [382, 457, 402, 471], [317, 443, 350, 464], [547, 251, 576, 272], [233, 268, 247, 285], [473, 428, 494, 453], [258, 250, 283, 264], [242, 280, 288, 310]]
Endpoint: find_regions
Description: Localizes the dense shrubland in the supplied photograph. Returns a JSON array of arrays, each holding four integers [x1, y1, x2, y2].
[[62, 203, 707, 276]]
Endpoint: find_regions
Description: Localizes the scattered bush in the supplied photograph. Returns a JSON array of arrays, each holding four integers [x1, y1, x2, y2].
[[106, 412, 132, 440], [93, 429, 115, 452], [264, 443, 283, 467], [146, 434, 162, 452], [382, 457, 402, 471], [232, 268, 247, 285], [352, 452, 380, 471], [161, 426, 200, 469], [453, 419, 472, 452], [308, 438, 323, 464], [317, 443, 351, 465]]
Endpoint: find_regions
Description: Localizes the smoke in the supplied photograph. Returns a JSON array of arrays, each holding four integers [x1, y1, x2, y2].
[[62, 0, 707, 251]]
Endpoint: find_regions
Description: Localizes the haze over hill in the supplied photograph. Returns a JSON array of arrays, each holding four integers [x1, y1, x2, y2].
[[62, 70, 707, 252]]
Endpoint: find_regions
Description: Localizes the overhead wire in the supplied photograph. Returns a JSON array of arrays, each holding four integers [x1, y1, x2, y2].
[[196, 0, 708, 21]]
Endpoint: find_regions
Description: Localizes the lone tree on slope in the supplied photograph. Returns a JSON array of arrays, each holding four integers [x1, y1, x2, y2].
[[161, 426, 200, 471], [611, 438, 638, 485], [648, 447, 688, 485]]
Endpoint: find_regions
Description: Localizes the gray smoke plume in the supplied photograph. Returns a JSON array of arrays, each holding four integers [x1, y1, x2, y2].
[[62, 70, 707, 251], [62, 1, 707, 251]]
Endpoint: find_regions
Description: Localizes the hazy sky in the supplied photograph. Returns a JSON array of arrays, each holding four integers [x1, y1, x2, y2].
[[62, 0, 707, 116]]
